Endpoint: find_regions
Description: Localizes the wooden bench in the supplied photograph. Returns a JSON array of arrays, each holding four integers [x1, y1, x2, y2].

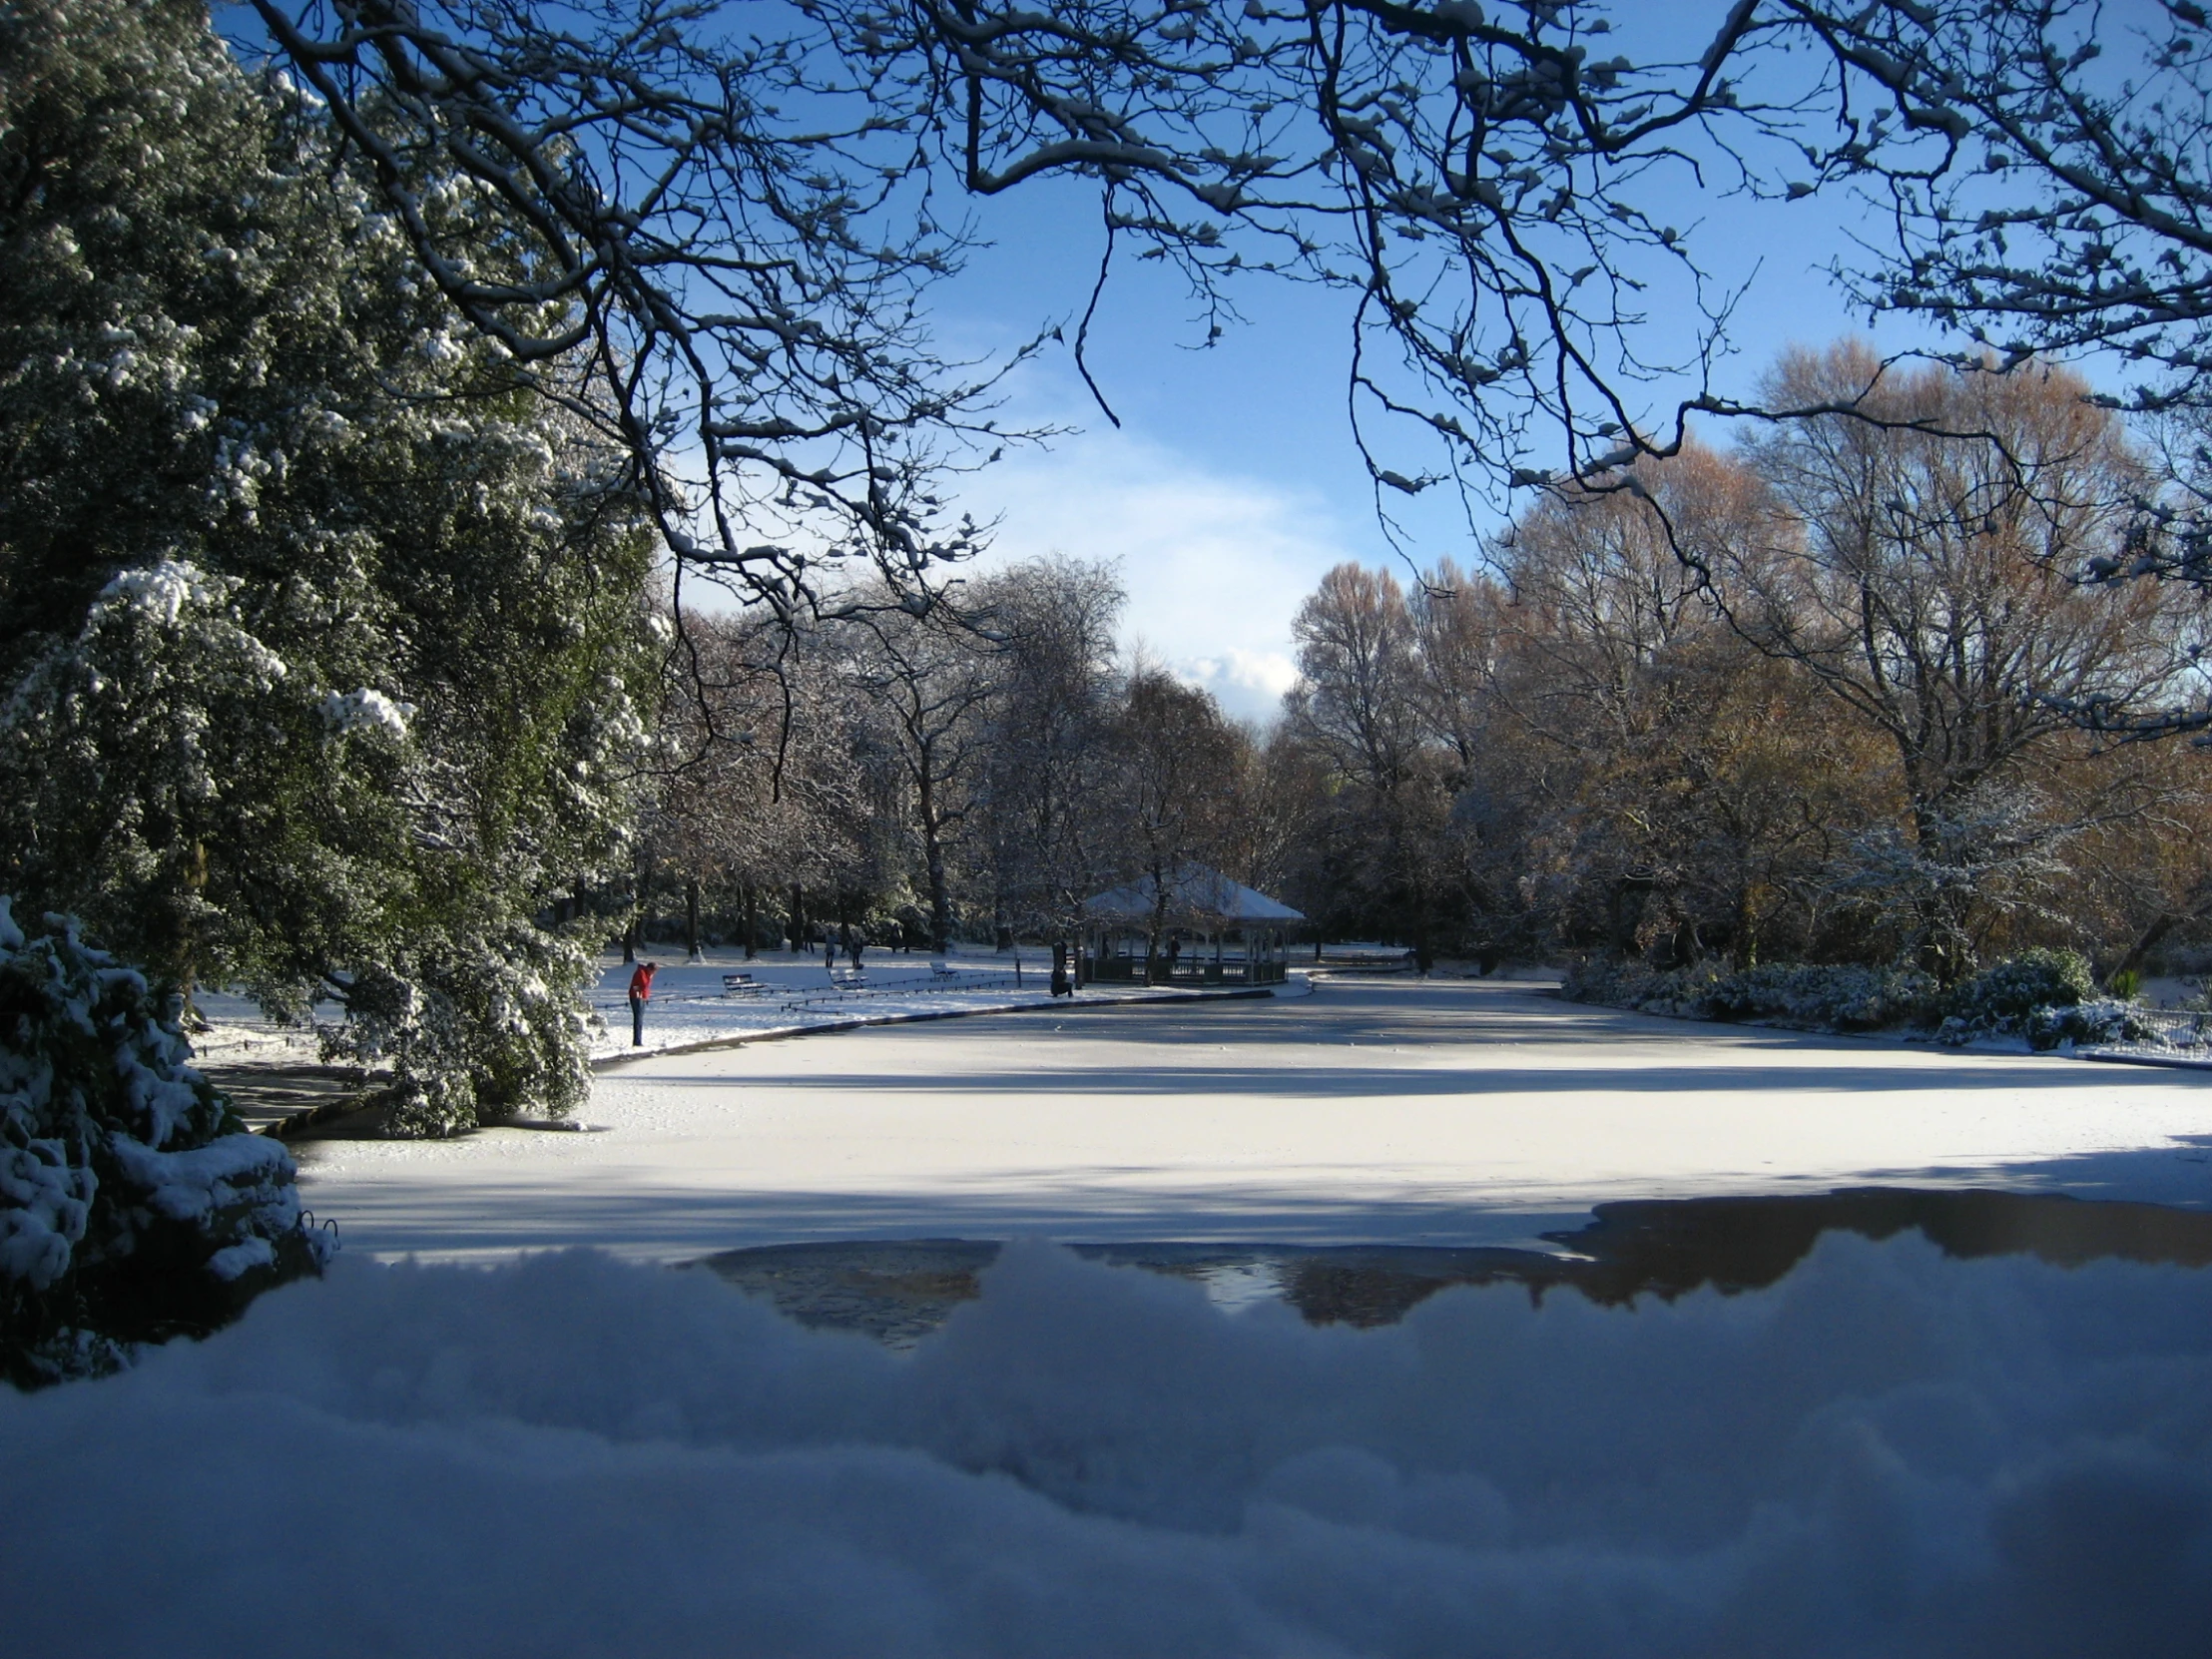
[[830, 967, 868, 991], [928, 959, 959, 982], [721, 972, 765, 995]]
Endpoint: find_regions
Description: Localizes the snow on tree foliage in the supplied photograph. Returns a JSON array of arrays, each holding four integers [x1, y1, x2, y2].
[[0, 898, 332, 1388], [0, 0, 659, 1136]]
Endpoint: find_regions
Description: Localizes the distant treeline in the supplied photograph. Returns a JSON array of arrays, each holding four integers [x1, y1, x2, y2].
[[637, 344, 2212, 987]]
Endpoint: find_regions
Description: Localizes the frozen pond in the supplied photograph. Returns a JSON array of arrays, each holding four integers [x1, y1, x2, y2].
[[292, 977, 2212, 1264], [33, 977, 2212, 1658], [695, 1188, 2212, 1346]]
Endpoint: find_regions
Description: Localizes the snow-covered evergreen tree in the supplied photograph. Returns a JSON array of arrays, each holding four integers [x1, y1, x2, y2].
[[0, 898, 332, 1385], [0, 0, 659, 1135]]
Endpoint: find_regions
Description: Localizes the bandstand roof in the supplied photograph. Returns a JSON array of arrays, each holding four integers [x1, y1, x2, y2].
[[1081, 863, 1305, 925]]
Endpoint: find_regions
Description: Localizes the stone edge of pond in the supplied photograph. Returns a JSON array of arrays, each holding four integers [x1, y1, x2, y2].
[[2077, 1047, 2212, 1075]]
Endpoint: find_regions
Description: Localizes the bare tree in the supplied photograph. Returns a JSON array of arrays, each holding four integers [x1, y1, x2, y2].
[[245, 4, 2212, 757], [1735, 343, 2184, 973], [1477, 443, 1861, 965], [973, 555, 1126, 940], [248, 1, 1932, 533], [245, 0, 1029, 635], [833, 588, 1004, 950], [1283, 563, 1467, 963], [1110, 667, 1247, 977], [647, 609, 876, 955]]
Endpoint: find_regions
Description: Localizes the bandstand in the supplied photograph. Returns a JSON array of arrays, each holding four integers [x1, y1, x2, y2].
[[1079, 863, 1304, 987]]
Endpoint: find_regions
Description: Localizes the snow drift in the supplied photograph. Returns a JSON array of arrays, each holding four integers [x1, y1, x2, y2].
[[4, 1234, 2209, 1656]]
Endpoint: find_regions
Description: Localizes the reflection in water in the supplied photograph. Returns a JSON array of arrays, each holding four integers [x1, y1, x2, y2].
[[693, 1188, 2212, 1347]]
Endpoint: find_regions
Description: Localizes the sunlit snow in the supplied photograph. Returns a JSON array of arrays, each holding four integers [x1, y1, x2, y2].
[[5, 1235, 2210, 1656]]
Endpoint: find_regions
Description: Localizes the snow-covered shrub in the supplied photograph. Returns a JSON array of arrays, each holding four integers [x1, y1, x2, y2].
[[1947, 948, 2095, 1025], [1699, 961, 1940, 1031], [1569, 950, 2145, 1045], [2026, 996, 2161, 1050], [1564, 958, 1938, 1032], [0, 899, 332, 1386], [1560, 959, 1721, 1019], [1937, 949, 2124, 1048]]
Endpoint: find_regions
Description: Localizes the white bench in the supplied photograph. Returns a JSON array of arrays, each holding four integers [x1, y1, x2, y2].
[[928, 959, 959, 982], [722, 972, 766, 995]]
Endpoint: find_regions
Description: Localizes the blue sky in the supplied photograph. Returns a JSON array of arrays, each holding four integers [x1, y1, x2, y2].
[[217, 3, 2092, 723], [928, 101, 1955, 721]]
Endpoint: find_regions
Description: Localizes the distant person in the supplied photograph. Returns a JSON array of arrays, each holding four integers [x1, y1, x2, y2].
[[1051, 940, 1072, 998], [628, 960, 659, 1047], [847, 926, 865, 972]]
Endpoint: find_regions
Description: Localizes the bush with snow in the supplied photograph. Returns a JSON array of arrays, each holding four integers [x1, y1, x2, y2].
[[1560, 957, 1714, 1018], [4, 1236, 2210, 1655], [1946, 948, 2094, 1026], [1937, 950, 2157, 1049], [1563, 958, 1938, 1032], [0, 899, 332, 1386], [1564, 950, 2167, 1050], [1698, 960, 1940, 1030]]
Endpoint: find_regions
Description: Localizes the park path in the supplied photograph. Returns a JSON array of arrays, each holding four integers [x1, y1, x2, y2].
[[291, 976, 2212, 1264]]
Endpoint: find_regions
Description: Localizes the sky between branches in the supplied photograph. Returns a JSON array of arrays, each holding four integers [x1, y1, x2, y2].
[[215, 1, 2111, 725], [925, 2, 2043, 721]]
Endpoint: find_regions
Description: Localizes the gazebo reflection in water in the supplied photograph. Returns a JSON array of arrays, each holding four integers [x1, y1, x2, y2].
[[1078, 863, 1304, 987]]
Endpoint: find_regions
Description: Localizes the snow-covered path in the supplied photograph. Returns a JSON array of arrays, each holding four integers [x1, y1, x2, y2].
[[294, 977, 2212, 1263]]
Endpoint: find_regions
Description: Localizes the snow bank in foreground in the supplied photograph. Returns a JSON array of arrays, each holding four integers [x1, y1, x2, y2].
[[5, 1237, 2210, 1656]]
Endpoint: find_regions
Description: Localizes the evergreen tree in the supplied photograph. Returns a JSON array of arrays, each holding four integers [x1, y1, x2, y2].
[[0, 0, 659, 1135]]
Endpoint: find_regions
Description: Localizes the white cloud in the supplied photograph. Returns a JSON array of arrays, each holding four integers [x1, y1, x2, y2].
[[964, 429, 1355, 719], [1176, 648, 1301, 714]]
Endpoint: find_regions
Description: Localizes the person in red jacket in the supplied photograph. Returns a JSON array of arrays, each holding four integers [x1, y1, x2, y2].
[[628, 960, 659, 1047]]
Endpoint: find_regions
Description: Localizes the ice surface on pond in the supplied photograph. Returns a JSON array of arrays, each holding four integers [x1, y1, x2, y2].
[[293, 978, 2212, 1268], [4, 1237, 2211, 1656]]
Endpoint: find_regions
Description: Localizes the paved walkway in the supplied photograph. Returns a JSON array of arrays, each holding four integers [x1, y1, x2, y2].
[[289, 977, 2212, 1265]]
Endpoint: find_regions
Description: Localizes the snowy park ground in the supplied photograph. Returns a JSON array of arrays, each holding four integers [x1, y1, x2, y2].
[[14, 976, 2212, 1655], [579, 944, 1266, 1060]]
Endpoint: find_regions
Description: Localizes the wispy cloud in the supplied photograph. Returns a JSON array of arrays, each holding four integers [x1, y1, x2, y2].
[[963, 428, 1358, 720]]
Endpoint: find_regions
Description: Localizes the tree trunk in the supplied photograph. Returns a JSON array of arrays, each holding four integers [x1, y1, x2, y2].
[[926, 839, 953, 953], [917, 773, 953, 953], [742, 884, 759, 960], [2107, 880, 2212, 986], [1731, 879, 1759, 971], [1607, 876, 1653, 956], [685, 876, 702, 961]]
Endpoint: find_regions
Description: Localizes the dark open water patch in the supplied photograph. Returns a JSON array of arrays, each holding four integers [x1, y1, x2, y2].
[[693, 1187, 2212, 1347]]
